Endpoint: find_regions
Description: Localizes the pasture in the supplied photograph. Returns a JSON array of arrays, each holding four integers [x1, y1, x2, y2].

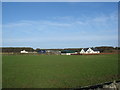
[[3, 54, 118, 88]]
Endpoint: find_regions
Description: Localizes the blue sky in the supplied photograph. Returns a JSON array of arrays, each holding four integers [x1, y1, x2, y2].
[[2, 2, 118, 49]]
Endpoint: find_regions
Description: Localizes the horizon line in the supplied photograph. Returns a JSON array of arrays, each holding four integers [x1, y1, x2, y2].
[[0, 45, 118, 49]]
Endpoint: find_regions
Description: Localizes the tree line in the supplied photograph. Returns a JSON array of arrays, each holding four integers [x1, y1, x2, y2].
[[1, 47, 34, 53], [0, 46, 120, 53]]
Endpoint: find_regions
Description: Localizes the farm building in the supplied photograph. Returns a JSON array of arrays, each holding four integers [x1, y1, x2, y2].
[[61, 50, 78, 55], [37, 50, 46, 54], [46, 50, 61, 55], [20, 50, 28, 53], [80, 48, 100, 54]]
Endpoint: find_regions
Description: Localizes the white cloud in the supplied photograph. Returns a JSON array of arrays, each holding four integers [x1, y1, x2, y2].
[[2, 12, 118, 48], [3, 34, 117, 43], [3, 11, 117, 30], [3, 15, 117, 32], [3, 22, 32, 28]]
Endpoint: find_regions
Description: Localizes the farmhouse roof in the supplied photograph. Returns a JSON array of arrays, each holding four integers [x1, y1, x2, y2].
[[83, 48, 89, 52], [91, 48, 99, 51], [83, 48, 100, 51]]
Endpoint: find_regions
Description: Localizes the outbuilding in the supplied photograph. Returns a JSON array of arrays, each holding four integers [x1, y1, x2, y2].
[[20, 50, 28, 53]]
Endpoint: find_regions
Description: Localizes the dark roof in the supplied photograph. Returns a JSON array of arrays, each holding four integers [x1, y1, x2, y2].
[[91, 48, 99, 51], [83, 48, 99, 51], [83, 48, 89, 52], [61, 50, 76, 53]]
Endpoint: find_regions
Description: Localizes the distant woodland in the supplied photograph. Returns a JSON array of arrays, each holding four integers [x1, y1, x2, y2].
[[0, 46, 120, 53]]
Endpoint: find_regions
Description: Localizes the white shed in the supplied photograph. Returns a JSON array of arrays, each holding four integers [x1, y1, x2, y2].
[[20, 50, 28, 53]]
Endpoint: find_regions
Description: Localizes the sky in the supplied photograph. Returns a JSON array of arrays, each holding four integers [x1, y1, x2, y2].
[[2, 2, 118, 49]]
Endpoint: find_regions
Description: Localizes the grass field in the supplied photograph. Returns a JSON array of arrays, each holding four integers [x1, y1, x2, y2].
[[3, 54, 119, 88]]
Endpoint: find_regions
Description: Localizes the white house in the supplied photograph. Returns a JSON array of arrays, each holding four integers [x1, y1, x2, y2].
[[80, 48, 88, 54], [80, 48, 100, 54], [20, 50, 28, 53]]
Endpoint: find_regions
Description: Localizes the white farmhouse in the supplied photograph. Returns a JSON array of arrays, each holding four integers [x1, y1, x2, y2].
[[20, 50, 28, 53], [80, 48, 100, 54], [80, 48, 88, 54]]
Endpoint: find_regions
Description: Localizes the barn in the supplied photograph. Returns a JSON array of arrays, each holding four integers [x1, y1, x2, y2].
[[61, 50, 77, 55]]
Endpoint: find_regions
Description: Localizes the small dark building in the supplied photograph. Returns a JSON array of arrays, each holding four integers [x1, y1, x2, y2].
[[38, 50, 46, 54]]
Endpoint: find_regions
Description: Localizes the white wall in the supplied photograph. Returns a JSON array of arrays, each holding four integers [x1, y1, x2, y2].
[[61, 53, 71, 55], [86, 48, 94, 53], [86, 48, 100, 53], [80, 49, 85, 54]]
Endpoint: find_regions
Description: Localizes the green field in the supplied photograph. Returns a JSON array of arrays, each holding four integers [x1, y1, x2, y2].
[[3, 54, 119, 88]]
